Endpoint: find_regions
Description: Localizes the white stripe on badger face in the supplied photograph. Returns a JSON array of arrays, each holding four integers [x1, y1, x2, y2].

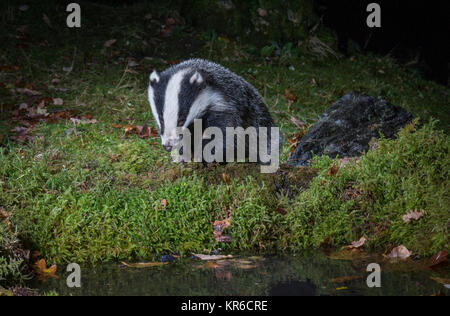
[[162, 68, 190, 147], [147, 85, 160, 129], [183, 88, 228, 129]]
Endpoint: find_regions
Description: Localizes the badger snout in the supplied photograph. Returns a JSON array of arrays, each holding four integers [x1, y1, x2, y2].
[[162, 135, 178, 152], [163, 144, 173, 152]]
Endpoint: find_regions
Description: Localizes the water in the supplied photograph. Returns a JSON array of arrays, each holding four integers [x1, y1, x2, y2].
[[31, 253, 449, 296]]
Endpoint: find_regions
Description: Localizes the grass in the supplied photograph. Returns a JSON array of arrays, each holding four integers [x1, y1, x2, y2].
[[0, 1, 449, 288]]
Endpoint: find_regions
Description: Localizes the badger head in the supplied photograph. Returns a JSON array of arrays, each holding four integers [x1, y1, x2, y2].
[[148, 67, 225, 152]]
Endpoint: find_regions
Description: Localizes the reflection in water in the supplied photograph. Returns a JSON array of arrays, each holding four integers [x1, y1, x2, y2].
[[31, 253, 449, 296]]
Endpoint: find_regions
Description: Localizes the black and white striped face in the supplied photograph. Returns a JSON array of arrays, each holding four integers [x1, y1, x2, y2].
[[148, 67, 223, 152]]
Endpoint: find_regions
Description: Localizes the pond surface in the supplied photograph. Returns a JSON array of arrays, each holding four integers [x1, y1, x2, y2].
[[31, 253, 449, 296]]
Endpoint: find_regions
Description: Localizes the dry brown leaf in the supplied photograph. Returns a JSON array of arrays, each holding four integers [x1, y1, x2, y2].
[[345, 237, 367, 249], [290, 116, 306, 129], [222, 173, 231, 185], [429, 250, 448, 268], [402, 209, 425, 223], [121, 261, 168, 268], [34, 259, 57, 278], [327, 163, 339, 177], [53, 98, 64, 106], [111, 123, 122, 129], [283, 89, 298, 102], [136, 123, 151, 139], [104, 39, 117, 47], [124, 124, 135, 135], [387, 245, 411, 260]]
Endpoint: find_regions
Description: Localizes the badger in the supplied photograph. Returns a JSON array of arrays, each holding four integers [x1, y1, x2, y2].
[[147, 59, 280, 171]]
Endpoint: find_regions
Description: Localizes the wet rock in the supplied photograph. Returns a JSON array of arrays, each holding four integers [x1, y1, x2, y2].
[[289, 92, 414, 166]]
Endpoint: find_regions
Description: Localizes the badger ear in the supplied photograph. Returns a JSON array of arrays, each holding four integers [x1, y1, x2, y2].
[[189, 71, 204, 85], [149, 70, 160, 84]]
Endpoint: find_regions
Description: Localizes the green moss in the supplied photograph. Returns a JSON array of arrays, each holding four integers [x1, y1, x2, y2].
[[0, 222, 30, 288], [280, 120, 449, 256]]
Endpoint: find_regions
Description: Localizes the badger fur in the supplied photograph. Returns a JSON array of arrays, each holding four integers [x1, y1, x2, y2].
[[147, 58, 279, 163]]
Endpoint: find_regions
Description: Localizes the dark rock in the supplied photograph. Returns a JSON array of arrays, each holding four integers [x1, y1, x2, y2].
[[288, 92, 413, 166]]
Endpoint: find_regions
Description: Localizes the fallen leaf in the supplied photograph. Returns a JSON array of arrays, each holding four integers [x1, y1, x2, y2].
[[387, 245, 411, 260], [192, 254, 233, 261], [136, 123, 150, 138], [290, 116, 306, 129], [429, 251, 448, 268], [345, 237, 366, 249], [34, 259, 57, 278], [402, 209, 425, 223], [111, 123, 123, 129], [222, 173, 231, 185], [121, 261, 168, 268], [124, 124, 135, 135], [0, 208, 9, 219], [327, 163, 339, 177], [53, 98, 64, 106], [104, 39, 117, 47], [161, 199, 167, 207], [283, 89, 298, 102]]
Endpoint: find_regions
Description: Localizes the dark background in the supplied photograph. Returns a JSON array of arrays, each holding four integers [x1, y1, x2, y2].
[[86, 0, 449, 85]]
